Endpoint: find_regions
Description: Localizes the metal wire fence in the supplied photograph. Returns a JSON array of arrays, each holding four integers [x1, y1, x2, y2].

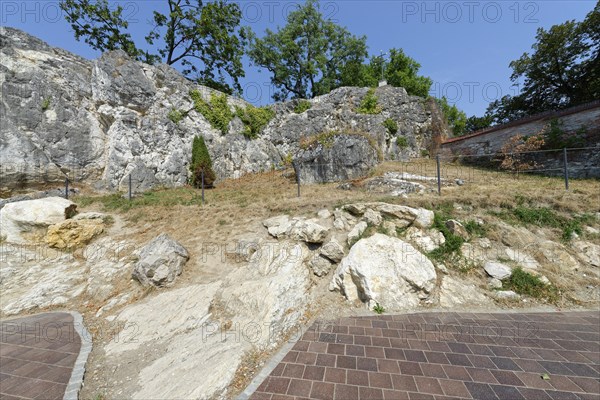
[[1, 146, 598, 202]]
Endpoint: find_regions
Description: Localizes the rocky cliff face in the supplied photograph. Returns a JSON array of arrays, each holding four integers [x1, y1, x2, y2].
[[1, 27, 445, 191]]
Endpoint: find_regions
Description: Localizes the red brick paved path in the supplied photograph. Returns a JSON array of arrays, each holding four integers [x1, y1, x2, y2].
[[0, 312, 81, 400], [249, 311, 600, 400]]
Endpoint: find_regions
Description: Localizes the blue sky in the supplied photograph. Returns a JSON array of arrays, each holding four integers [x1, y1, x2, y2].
[[2, 0, 595, 116]]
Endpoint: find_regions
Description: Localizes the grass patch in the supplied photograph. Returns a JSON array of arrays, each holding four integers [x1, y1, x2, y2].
[[294, 99, 312, 114], [503, 267, 558, 301], [464, 220, 488, 237], [492, 202, 593, 242], [427, 206, 467, 266], [167, 108, 185, 124], [41, 97, 50, 111], [396, 136, 408, 149], [75, 189, 204, 212], [372, 302, 385, 314]]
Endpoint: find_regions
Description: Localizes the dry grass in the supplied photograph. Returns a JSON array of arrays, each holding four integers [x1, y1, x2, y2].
[[373, 159, 599, 214], [73, 160, 599, 249]]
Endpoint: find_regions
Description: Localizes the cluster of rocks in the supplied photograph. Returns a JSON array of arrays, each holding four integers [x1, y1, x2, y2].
[[0, 196, 113, 251], [258, 201, 600, 312], [260, 202, 485, 312]]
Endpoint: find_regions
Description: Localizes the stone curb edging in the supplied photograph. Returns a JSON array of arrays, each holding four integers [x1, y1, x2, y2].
[[236, 326, 310, 400], [63, 311, 93, 400]]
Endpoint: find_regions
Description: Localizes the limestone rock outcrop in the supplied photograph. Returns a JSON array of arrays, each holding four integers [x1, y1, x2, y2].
[[1, 27, 445, 190]]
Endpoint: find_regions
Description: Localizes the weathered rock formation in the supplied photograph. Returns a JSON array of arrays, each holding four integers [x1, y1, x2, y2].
[[132, 233, 190, 287], [1, 27, 445, 190], [0, 196, 77, 243]]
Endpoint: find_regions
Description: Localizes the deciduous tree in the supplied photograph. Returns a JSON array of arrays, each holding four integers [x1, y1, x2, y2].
[[60, 0, 246, 93]]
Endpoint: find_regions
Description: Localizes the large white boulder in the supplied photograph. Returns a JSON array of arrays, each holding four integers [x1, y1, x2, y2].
[[0, 197, 77, 243], [331, 233, 436, 310], [132, 233, 189, 287]]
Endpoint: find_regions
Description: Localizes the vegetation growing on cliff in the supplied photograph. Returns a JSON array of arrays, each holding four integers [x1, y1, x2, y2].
[[383, 118, 398, 135], [190, 90, 233, 134], [294, 100, 312, 114], [357, 89, 382, 114], [235, 106, 275, 139]]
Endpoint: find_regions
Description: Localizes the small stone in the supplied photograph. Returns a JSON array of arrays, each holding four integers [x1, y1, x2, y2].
[[484, 261, 512, 280], [320, 238, 345, 263], [382, 221, 397, 237], [493, 290, 520, 300], [363, 209, 382, 226], [45, 219, 104, 249], [445, 219, 469, 239], [347, 221, 368, 245], [308, 253, 333, 277], [413, 208, 434, 229], [539, 276, 551, 285], [132, 233, 189, 287], [317, 209, 331, 219], [436, 263, 448, 274], [488, 278, 502, 289]]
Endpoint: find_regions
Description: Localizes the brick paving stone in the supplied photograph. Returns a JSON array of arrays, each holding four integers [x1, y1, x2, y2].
[[248, 311, 600, 400], [0, 312, 84, 400]]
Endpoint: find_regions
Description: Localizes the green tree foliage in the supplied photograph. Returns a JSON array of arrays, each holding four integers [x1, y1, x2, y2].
[[358, 49, 432, 97], [487, 2, 599, 123], [435, 97, 467, 136], [190, 135, 216, 187], [60, 0, 246, 93], [543, 119, 587, 149], [247, 0, 368, 100], [464, 114, 493, 133]]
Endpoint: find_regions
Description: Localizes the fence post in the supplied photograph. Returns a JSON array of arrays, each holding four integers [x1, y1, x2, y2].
[[436, 154, 441, 196], [563, 148, 569, 191], [65, 177, 69, 199], [201, 170, 205, 204], [128, 174, 132, 201]]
